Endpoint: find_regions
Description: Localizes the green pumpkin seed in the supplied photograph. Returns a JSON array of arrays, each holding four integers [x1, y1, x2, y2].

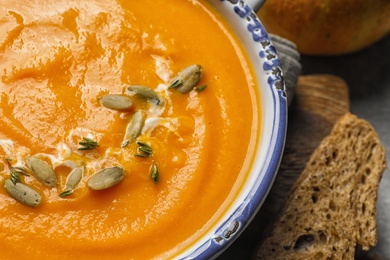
[[100, 94, 133, 111], [126, 85, 164, 105], [170, 64, 203, 94], [87, 166, 125, 190], [4, 179, 42, 207], [26, 156, 57, 188], [122, 110, 145, 146]]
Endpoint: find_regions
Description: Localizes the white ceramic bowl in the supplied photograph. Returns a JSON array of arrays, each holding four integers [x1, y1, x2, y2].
[[176, 0, 288, 259]]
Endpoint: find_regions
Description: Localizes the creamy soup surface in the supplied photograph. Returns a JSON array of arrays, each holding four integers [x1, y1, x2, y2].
[[0, 0, 261, 259]]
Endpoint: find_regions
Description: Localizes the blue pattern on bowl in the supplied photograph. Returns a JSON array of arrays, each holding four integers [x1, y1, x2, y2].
[[177, 1, 287, 259]]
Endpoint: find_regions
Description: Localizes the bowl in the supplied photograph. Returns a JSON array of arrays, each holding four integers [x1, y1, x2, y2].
[[177, 0, 287, 259], [0, 0, 287, 259]]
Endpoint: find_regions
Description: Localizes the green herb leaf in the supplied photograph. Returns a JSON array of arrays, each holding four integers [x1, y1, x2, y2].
[[195, 84, 207, 92], [169, 79, 183, 89], [139, 146, 152, 154], [121, 140, 130, 148], [5, 158, 29, 184], [134, 153, 149, 158], [137, 141, 150, 147], [134, 141, 153, 158], [78, 137, 99, 150], [13, 166, 29, 176], [150, 162, 160, 184], [10, 172, 21, 185], [59, 190, 74, 198]]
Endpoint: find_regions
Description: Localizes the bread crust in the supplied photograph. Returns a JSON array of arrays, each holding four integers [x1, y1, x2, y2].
[[255, 113, 387, 259]]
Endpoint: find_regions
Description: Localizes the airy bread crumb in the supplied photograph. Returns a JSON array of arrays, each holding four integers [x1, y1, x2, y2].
[[255, 113, 387, 259]]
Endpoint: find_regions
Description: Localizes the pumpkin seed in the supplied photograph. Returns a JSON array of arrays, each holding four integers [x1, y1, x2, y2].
[[126, 85, 164, 105], [87, 166, 125, 190], [170, 64, 203, 94], [26, 156, 57, 188], [59, 167, 83, 198], [122, 110, 145, 146], [64, 167, 83, 190], [4, 179, 42, 207], [100, 94, 133, 111]]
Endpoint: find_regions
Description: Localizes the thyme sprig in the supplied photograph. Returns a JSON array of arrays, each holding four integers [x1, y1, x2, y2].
[[5, 158, 29, 184], [195, 84, 207, 92], [135, 141, 153, 158], [150, 161, 160, 184], [168, 79, 183, 89], [59, 190, 74, 198], [78, 137, 99, 150]]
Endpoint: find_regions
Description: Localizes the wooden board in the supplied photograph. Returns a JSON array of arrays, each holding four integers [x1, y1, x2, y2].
[[218, 74, 350, 259]]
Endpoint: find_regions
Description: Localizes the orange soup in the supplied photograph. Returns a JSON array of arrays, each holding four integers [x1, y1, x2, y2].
[[0, 0, 261, 259]]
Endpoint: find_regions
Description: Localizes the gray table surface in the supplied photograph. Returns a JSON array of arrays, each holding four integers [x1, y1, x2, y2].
[[219, 33, 390, 259]]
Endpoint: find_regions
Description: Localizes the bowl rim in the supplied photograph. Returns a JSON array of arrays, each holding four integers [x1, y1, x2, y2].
[[175, 1, 288, 259]]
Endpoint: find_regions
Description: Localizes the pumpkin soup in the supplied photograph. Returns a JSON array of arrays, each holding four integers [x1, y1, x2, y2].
[[0, 0, 261, 259]]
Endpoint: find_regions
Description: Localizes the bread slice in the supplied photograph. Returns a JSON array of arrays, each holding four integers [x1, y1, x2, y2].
[[255, 113, 387, 259]]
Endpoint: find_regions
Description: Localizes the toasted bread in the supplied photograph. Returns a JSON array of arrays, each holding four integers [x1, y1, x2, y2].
[[255, 113, 387, 259]]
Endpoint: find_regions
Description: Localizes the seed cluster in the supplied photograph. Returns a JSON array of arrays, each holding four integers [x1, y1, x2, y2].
[[2, 64, 206, 207]]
